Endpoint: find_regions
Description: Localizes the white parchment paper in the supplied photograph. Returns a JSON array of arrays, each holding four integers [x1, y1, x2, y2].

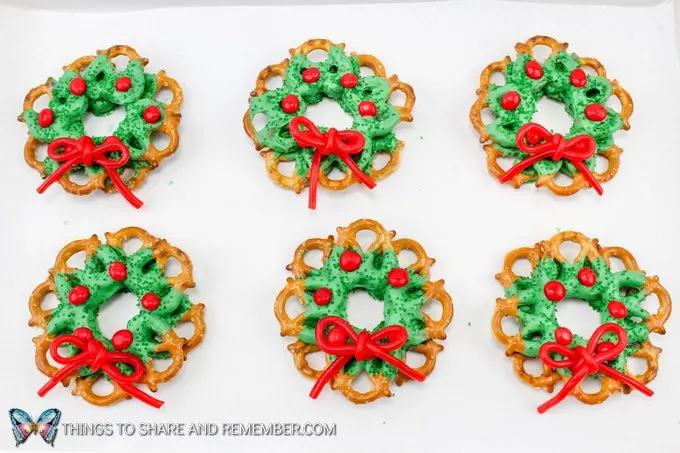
[[0, 1, 678, 451]]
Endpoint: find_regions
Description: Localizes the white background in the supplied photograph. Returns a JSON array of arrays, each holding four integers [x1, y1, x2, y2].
[[0, 1, 679, 452]]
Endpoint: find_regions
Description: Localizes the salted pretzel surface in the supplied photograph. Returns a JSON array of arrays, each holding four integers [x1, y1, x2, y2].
[[29, 227, 204, 406], [275, 219, 453, 404], [470, 36, 633, 196], [21, 45, 183, 197], [244, 39, 415, 194], [492, 231, 670, 405]]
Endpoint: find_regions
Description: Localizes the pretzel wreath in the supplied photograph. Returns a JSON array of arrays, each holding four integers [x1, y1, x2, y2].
[[275, 219, 453, 403], [470, 36, 633, 196], [29, 227, 205, 407], [493, 231, 671, 412], [244, 39, 415, 209], [20, 45, 183, 208]]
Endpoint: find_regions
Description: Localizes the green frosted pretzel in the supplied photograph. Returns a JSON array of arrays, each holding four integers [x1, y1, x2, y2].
[[245, 39, 414, 208], [276, 219, 453, 403], [471, 36, 633, 195], [20, 45, 182, 206], [493, 231, 671, 409], [29, 227, 205, 407]]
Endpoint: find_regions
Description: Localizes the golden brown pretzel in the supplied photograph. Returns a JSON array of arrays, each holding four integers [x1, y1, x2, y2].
[[275, 219, 453, 404], [492, 231, 671, 406], [470, 36, 633, 196], [29, 227, 205, 407]]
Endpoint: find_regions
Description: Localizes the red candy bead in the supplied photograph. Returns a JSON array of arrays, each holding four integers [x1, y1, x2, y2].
[[115, 76, 132, 92], [544, 281, 566, 302], [525, 60, 543, 79], [143, 105, 161, 123], [108, 261, 127, 281], [597, 341, 616, 354], [569, 68, 587, 88], [608, 301, 628, 319], [358, 101, 377, 117], [141, 293, 161, 311], [281, 94, 300, 113], [526, 129, 543, 145], [73, 327, 93, 341], [554, 327, 573, 345], [69, 77, 87, 95], [327, 326, 347, 345], [585, 104, 607, 122], [501, 91, 521, 110], [111, 329, 134, 350], [577, 268, 597, 287], [340, 73, 359, 88], [313, 288, 332, 305], [302, 67, 320, 83], [339, 250, 362, 272], [387, 268, 409, 288], [38, 108, 54, 128], [68, 285, 90, 305]]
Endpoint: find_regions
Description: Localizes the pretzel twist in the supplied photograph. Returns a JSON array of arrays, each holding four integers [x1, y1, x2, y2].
[[394, 340, 444, 386], [276, 219, 453, 403], [470, 36, 633, 196], [29, 227, 205, 406], [72, 374, 130, 406], [492, 231, 670, 405]]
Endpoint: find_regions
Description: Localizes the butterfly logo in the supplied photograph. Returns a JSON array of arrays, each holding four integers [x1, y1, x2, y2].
[[8, 408, 61, 447]]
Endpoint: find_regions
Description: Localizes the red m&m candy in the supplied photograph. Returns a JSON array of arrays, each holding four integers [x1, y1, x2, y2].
[[302, 67, 320, 83], [339, 250, 362, 272], [313, 288, 332, 305], [68, 285, 90, 305], [387, 268, 409, 288], [69, 77, 87, 95], [281, 94, 300, 113], [525, 61, 543, 79], [501, 91, 520, 110], [111, 329, 134, 350], [544, 281, 566, 302]]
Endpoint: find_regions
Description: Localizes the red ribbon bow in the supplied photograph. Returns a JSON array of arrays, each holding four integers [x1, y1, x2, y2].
[[309, 316, 425, 399], [289, 116, 375, 210], [537, 323, 652, 414], [498, 122, 603, 195], [37, 136, 143, 208], [38, 328, 163, 408]]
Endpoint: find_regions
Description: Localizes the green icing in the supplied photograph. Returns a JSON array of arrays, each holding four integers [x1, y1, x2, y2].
[[299, 246, 428, 380], [486, 51, 624, 180], [22, 55, 165, 183], [506, 257, 650, 376], [47, 244, 192, 377], [248, 46, 400, 178]]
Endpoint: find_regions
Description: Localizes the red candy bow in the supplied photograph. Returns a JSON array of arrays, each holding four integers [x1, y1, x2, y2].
[[289, 116, 375, 210], [38, 328, 163, 408], [498, 122, 602, 195], [37, 136, 143, 208], [309, 316, 425, 399], [537, 323, 653, 414]]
